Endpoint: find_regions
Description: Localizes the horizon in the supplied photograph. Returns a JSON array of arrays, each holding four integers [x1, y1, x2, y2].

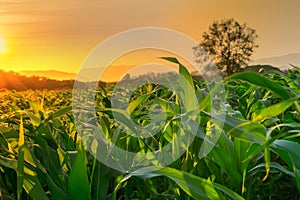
[[1, 1, 300, 81], [1, 53, 300, 82], [0, 58, 296, 83]]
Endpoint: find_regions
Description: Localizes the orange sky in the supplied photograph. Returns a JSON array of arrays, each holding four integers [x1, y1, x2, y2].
[[0, 0, 300, 81]]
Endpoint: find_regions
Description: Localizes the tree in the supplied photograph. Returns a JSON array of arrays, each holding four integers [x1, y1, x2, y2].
[[194, 18, 258, 76]]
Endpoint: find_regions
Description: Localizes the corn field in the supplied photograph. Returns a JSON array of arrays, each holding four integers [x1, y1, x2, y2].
[[0, 60, 300, 199]]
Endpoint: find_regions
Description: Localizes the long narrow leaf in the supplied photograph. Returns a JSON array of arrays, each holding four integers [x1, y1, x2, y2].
[[253, 98, 298, 122], [68, 143, 92, 200], [225, 72, 291, 100], [131, 166, 244, 200], [17, 115, 24, 200]]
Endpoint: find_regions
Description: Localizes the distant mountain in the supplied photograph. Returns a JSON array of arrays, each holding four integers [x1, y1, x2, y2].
[[19, 70, 77, 80], [252, 53, 300, 70]]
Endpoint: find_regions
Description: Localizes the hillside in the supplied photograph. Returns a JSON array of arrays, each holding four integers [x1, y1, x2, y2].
[[253, 53, 300, 70], [243, 64, 281, 73], [0, 70, 75, 90], [19, 70, 77, 80]]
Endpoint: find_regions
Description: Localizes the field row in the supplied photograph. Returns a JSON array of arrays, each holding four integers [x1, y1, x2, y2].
[[0, 62, 299, 199]]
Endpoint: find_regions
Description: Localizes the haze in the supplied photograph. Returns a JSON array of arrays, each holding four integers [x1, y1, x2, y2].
[[0, 0, 300, 81]]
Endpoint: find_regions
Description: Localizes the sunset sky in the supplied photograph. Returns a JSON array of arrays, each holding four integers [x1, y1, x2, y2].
[[0, 0, 300, 81]]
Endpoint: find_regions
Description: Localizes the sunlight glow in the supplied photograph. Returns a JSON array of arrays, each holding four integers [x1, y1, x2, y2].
[[0, 35, 7, 55]]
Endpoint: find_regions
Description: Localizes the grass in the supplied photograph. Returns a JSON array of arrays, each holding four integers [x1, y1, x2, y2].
[[0, 61, 299, 199]]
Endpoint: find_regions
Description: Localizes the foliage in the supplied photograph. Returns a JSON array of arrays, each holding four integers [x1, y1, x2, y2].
[[194, 18, 258, 76], [0, 62, 299, 199]]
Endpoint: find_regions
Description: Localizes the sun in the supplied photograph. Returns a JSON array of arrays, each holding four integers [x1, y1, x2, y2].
[[0, 35, 7, 54]]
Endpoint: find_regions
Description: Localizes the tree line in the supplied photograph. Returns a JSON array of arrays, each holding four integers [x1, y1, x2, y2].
[[0, 70, 75, 90]]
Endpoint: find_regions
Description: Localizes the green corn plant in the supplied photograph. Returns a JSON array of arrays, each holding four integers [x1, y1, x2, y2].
[[0, 63, 299, 199]]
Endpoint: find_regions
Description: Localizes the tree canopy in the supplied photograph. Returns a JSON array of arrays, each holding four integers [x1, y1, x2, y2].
[[194, 18, 258, 76]]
